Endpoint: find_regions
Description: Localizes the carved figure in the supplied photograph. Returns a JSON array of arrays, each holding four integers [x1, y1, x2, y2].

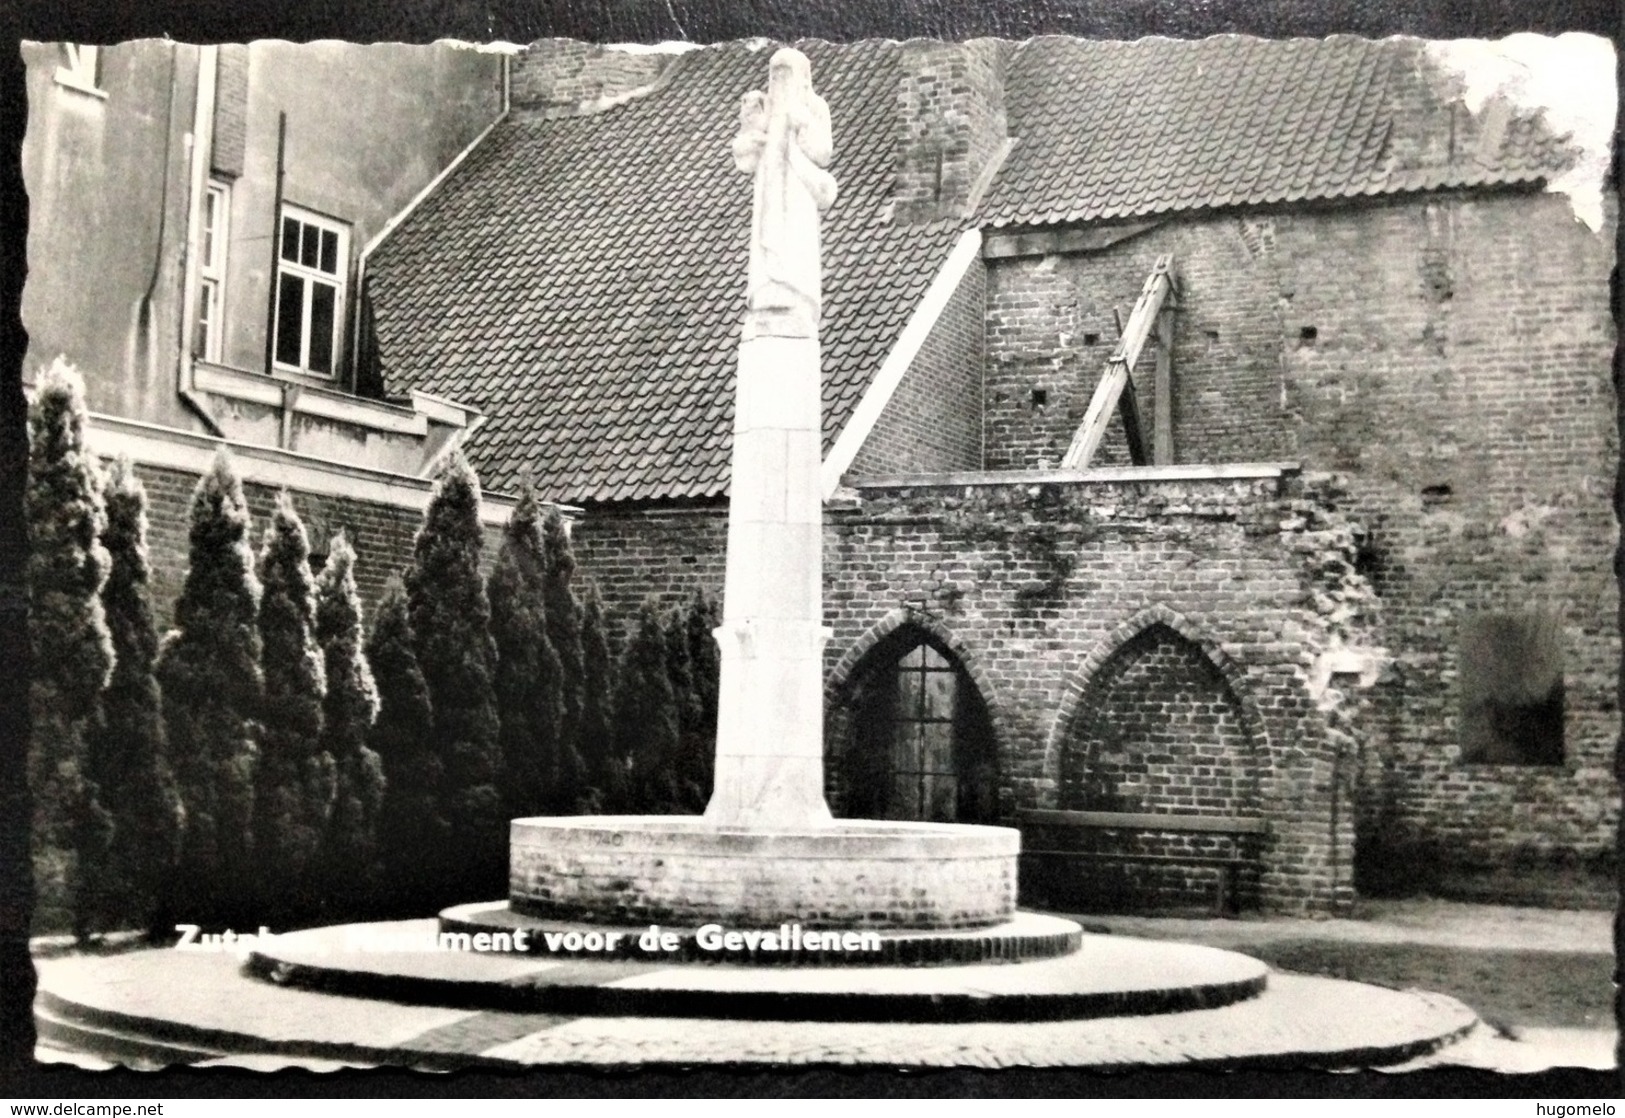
[[733, 48, 838, 334]]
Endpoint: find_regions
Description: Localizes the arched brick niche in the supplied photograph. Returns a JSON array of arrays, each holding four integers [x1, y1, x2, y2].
[[1059, 622, 1264, 817], [1039, 611, 1274, 914], [825, 612, 1002, 825]]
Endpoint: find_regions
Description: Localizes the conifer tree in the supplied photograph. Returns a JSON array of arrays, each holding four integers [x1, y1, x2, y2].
[[488, 487, 563, 820], [615, 598, 681, 813], [25, 361, 114, 935], [674, 589, 721, 813], [576, 580, 621, 812], [406, 453, 504, 897], [663, 604, 702, 813], [367, 577, 447, 915], [252, 492, 333, 922], [313, 533, 384, 918], [156, 448, 262, 927], [86, 456, 181, 936], [541, 508, 587, 813]]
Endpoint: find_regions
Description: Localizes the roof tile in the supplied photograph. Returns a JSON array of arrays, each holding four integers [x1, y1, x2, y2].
[[372, 35, 1574, 505], [371, 39, 960, 505], [978, 35, 1572, 229]]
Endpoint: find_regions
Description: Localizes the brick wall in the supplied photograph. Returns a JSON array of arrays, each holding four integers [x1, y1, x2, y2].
[[210, 44, 249, 176], [509, 39, 668, 111], [825, 471, 1369, 914], [568, 503, 730, 646], [134, 462, 504, 633], [985, 219, 1291, 471], [895, 40, 1007, 223], [1060, 623, 1263, 817], [847, 258, 985, 478], [981, 190, 1618, 884]]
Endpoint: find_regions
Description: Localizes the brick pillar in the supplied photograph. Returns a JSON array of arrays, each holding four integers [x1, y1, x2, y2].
[[509, 39, 670, 112], [894, 39, 1008, 223]]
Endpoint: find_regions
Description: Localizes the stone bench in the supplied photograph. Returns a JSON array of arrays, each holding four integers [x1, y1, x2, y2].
[[1017, 808, 1271, 917]]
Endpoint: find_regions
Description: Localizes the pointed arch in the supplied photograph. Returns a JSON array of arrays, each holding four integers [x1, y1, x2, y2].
[[824, 608, 1006, 824], [826, 607, 1008, 736], [1041, 603, 1269, 806]]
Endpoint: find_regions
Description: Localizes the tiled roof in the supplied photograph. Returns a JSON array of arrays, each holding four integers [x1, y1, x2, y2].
[[367, 40, 962, 505], [978, 35, 1575, 229], [370, 35, 1576, 505]]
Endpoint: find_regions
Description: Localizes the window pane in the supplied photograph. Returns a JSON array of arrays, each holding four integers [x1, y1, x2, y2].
[[924, 774, 957, 822], [194, 281, 214, 358], [201, 196, 216, 264], [919, 722, 954, 773], [307, 281, 336, 374], [301, 223, 319, 267], [898, 668, 926, 720], [922, 645, 948, 669], [280, 216, 298, 261], [890, 721, 921, 777], [275, 273, 304, 366], [320, 229, 338, 274], [922, 669, 955, 720]]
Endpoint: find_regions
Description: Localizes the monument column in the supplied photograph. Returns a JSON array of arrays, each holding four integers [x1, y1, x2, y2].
[[705, 48, 837, 827]]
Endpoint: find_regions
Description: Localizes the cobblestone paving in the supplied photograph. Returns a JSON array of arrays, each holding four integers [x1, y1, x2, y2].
[[477, 976, 1475, 1068], [36, 946, 1476, 1071], [1076, 900, 1613, 954]]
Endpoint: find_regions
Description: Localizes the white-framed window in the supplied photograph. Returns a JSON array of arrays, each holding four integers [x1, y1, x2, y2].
[[273, 205, 349, 378], [55, 44, 105, 97], [193, 179, 230, 362]]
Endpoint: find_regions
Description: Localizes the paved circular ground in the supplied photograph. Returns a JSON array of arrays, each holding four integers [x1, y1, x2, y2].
[[33, 930, 1478, 1071]]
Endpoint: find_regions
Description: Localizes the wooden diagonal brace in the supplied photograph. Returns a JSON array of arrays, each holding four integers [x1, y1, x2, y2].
[[1062, 254, 1177, 469]]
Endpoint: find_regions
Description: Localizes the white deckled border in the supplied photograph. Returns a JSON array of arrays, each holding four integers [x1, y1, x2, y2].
[[85, 412, 522, 527], [820, 227, 983, 500]]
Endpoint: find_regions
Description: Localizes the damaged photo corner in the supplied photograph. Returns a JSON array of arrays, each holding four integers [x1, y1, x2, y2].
[[14, 23, 1619, 1088]]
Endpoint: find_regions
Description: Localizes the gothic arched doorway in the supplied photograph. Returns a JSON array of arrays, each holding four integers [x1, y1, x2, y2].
[[827, 627, 998, 824]]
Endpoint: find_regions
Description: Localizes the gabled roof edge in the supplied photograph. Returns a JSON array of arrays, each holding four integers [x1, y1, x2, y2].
[[821, 227, 984, 499]]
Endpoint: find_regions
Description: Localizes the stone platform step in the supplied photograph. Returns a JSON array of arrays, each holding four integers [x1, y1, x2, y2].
[[34, 942, 1480, 1070], [33, 996, 225, 1068], [245, 918, 1265, 1022], [440, 902, 1082, 966]]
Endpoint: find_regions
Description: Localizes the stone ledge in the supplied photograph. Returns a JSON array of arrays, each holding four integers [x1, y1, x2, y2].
[[439, 903, 1081, 967], [242, 919, 1268, 1023], [850, 462, 1301, 490]]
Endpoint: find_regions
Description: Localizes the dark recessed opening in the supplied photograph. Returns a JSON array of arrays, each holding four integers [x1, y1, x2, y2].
[[1299, 326, 1318, 344], [1083, 332, 1100, 346], [1459, 611, 1565, 766], [1205, 329, 1220, 342], [1421, 483, 1453, 505], [1030, 387, 1048, 408]]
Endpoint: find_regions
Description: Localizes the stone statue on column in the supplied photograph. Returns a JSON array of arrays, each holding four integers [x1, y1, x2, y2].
[[732, 48, 838, 340], [707, 46, 836, 827]]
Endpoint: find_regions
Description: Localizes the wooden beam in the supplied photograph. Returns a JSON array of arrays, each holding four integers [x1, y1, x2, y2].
[[1154, 302, 1173, 466], [1061, 255, 1175, 469], [1117, 369, 1148, 465]]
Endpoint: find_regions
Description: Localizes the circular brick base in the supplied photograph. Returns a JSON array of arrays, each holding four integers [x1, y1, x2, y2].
[[509, 816, 1019, 929]]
